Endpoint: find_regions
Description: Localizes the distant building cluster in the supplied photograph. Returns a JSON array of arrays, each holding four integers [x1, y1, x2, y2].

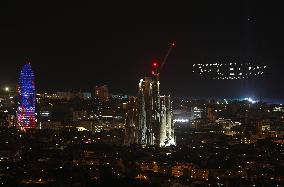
[[124, 77, 175, 147], [173, 98, 284, 140], [37, 91, 92, 100], [35, 85, 109, 102], [192, 63, 267, 80], [35, 90, 127, 133]]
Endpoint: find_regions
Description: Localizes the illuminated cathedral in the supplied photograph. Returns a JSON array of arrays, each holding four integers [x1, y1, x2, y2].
[[124, 77, 175, 147]]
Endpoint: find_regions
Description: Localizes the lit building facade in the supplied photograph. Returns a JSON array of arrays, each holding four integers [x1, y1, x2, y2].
[[95, 85, 109, 102], [17, 63, 36, 130], [124, 77, 175, 147]]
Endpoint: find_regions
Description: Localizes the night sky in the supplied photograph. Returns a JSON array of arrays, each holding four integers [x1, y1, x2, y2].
[[0, 1, 283, 100]]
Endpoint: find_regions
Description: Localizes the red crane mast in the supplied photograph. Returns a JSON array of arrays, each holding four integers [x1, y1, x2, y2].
[[151, 42, 175, 81]]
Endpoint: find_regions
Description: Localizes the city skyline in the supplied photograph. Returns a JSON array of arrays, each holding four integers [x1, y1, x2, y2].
[[0, 2, 284, 186], [0, 1, 283, 99]]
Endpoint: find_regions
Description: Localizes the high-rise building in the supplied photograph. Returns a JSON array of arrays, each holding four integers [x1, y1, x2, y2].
[[124, 77, 175, 147], [207, 107, 217, 122], [95, 85, 109, 102], [17, 63, 36, 131]]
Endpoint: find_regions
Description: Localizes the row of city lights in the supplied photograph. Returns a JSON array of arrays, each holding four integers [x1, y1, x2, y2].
[[193, 62, 266, 67], [192, 63, 267, 79]]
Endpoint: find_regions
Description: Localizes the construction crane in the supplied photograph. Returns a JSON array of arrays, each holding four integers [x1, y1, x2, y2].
[[151, 42, 175, 81]]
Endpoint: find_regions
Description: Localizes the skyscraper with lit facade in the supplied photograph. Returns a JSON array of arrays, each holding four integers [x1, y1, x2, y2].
[[17, 63, 36, 130], [95, 85, 109, 102]]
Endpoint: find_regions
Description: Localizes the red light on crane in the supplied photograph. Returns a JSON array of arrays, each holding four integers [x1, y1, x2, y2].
[[148, 41, 175, 78], [152, 62, 158, 67]]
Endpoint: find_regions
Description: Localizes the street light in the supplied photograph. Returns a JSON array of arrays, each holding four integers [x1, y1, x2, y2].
[[4, 87, 10, 92]]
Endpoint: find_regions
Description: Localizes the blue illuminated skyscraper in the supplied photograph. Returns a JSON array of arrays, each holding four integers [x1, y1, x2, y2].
[[17, 63, 36, 130]]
